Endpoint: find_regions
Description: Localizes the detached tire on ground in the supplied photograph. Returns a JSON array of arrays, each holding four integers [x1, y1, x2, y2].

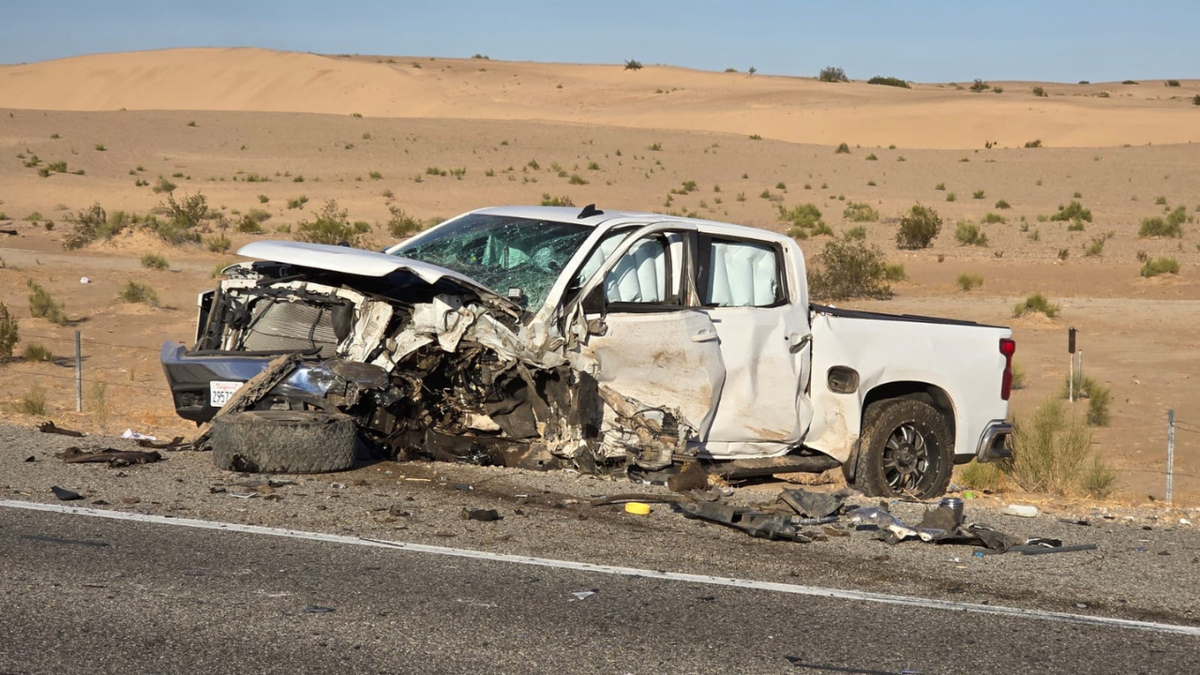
[[853, 399, 953, 500], [212, 410, 356, 474]]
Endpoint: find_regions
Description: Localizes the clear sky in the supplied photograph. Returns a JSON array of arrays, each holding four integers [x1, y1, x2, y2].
[[1, 0, 1196, 82]]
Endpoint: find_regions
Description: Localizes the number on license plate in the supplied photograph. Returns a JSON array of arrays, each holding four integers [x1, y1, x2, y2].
[[209, 381, 244, 407]]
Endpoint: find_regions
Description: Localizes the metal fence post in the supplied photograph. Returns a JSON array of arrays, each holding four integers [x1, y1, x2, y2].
[[1166, 410, 1175, 505], [74, 330, 82, 413]]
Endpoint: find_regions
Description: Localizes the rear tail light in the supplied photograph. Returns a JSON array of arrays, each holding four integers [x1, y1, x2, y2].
[[1000, 338, 1016, 401]]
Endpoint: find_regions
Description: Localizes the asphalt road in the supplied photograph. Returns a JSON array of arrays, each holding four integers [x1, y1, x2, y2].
[[0, 505, 1196, 675]]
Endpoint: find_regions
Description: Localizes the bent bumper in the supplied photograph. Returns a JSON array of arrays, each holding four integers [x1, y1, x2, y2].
[[160, 342, 275, 422], [975, 420, 1013, 462]]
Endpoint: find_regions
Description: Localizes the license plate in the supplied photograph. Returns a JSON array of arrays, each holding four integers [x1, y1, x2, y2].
[[209, 381, 244, 407]]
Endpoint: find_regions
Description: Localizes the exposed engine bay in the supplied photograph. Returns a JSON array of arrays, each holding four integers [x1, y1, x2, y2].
[[187, 261, 703, 475]]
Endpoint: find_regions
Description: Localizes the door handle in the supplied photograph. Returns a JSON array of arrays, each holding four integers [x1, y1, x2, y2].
[[788, 332, 812, 353], [692, 329, 719, 343]]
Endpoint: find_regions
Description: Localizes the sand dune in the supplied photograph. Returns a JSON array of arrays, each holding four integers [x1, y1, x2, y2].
[[2, 48, 1198, 149]]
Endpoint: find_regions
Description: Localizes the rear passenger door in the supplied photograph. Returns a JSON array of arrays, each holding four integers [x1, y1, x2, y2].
[[694, 233, 813, 457], [574, 225, 726, 441]]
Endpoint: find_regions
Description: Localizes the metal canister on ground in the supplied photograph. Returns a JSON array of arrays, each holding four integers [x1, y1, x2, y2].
[[939, 497, 965, 528]]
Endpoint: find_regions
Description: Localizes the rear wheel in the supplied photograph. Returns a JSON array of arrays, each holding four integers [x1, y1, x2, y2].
[[853, 399, 953, 499], [212, 410, 356, 474]]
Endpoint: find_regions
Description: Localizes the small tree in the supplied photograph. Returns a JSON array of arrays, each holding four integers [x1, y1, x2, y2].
[[818, 66, 848, 82], [970, 79, 991, 92], [623, 59, 643, 71], [895, 204, 942, 249]]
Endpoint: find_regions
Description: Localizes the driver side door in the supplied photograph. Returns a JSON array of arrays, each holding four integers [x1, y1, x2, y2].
[[575, 227, 726, 442]]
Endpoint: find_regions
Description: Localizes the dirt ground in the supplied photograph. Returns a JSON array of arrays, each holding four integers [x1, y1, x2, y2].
[[1, 50, 1199, 506]]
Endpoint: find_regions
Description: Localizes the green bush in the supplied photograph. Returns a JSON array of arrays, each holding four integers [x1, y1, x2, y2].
[[867, 76, 909, 88], [982, 212, 1006, 224], [1139, 217, 1181, 238], [155, 192, 209, 245], [779, 203, 824, 237], [1084, 237, 1105, 257], [1049, 200, 1092, 222], [807, 239, 894, 301], [1166, 79, 1181, 87], [62, 203, 108, 250], [994, 199, 1011, 209], [141, 252, 169, 270], [1140, 256, 1179, 277], [205, 234, 231, 253], [1032, 86, 1047, 97], [23, 343, 52, 362], [969, 79, 990, 92], [540, 193, 574, 207], [296, 200, 363, 247], [842, 226, 866, 240], [387, 205, 422, 238], [1166, 205, 1188, 229], [961, 460, 1005, 492], [0, 302, 19, 359], [151, 176, 177, 194], [286, 195, 309, 210], [1012, 292, 1059, 319], [1080, 455, 1117, 498], [818, 66, 848, 82], [1087, 383, 1112, 427], [972, 189, 985, 200], [624, 59, 643, 71], [957, 273, 983, 291], [117, 280, 159, 306], [895, 204, 942, 249], [842, 202, 879, 222], [954, 221, 988, 246], [1008, 399, 1093, 495], [1024, 139, 1043, 148], [835, 142, 850, 154], [27, 280, 67, 324], [19, 383, 46, 415]]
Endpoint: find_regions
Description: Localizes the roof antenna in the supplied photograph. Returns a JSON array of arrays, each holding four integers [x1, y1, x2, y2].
[[577, 204, 603, 219]]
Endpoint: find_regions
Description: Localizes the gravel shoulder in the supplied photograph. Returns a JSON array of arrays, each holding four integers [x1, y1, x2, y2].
[[3, 422, 1198, 627]]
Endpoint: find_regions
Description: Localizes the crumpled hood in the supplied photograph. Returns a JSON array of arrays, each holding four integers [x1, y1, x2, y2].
[[237, 240, 511, 306]]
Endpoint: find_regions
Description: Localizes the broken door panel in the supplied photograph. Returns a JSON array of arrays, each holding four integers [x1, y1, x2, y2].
[[694, 235, 814, 458], [581, 310, 726, 441]]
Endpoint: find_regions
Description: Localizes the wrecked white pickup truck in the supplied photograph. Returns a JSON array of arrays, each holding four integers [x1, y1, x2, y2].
[[161, 205, 1015, 498]]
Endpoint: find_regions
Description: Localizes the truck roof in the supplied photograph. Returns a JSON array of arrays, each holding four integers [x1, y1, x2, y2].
[[470, 205, 794, 245]]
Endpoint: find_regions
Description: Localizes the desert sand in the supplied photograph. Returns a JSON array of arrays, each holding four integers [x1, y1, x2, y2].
[[1, 48, 1198, 505]]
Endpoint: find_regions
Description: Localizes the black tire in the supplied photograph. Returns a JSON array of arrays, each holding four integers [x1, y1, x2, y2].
[[212, 410, 356, 474], [853, 399, 953, 499]]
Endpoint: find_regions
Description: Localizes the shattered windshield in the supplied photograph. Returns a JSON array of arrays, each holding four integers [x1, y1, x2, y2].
[[391, 214, 592, 311]]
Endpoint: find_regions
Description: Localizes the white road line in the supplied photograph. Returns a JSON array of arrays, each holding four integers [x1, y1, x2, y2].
[[3, 498, 1198, 637]]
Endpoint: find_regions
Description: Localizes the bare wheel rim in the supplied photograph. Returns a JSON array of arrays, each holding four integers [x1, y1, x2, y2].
[[880, 423, 933, 492]]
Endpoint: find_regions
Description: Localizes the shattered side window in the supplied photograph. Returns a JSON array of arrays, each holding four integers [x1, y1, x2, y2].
[[391, 214, 592, 310]]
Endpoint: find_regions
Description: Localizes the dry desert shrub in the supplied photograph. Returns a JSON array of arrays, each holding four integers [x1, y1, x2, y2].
[[1009, 399, 1091, 495], [807, 239, 894, 301], [27, 280, 67, 325], [895, 204, 942, 249], [0, 302, 18, 359], [1012, 292, 1059, 319]]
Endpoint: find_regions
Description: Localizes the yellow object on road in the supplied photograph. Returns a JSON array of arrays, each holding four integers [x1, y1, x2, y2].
[[624, 502, 651, 515]]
